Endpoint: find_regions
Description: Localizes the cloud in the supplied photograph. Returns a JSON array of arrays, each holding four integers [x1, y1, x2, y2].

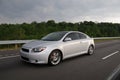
[[0, 0, 120, 24]]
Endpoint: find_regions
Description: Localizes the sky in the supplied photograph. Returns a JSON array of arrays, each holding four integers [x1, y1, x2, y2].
[[0, 0, 120, 24]]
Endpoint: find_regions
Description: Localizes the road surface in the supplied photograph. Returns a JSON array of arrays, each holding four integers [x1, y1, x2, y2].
[[0, 40, 120, 80]]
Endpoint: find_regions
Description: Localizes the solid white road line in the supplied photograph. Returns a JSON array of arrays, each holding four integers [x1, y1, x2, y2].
[[0, 55, 20, 60], [102, 51, 119, 60], [107, 63, 120, 80]]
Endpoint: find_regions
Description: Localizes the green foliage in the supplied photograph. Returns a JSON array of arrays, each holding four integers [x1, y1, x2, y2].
[[0, 20, 120, 40]]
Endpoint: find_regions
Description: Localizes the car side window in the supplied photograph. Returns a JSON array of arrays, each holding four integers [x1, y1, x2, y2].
[[78, 33, 87, 39], [65, 33, 80, 40]]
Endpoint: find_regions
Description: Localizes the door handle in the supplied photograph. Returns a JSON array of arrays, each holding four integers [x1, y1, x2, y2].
[[80, 41, 86, 43], [80, 41, 83, 43]]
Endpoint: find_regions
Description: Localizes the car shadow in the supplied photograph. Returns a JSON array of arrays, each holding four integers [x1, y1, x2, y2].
[[62, 54, 88, 63], [20, 61, 50, 68], [20, 53, 92, 68]]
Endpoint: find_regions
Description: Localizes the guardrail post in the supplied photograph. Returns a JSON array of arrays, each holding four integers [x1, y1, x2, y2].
[[15, 44, 18, 49]]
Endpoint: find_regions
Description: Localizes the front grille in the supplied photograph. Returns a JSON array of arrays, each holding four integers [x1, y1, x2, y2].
[[21, 56, 29, 61], [22, 48, 29, 53]]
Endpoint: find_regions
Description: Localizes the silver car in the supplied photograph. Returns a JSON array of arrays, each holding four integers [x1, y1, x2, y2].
[[20, 31, 95, 66]]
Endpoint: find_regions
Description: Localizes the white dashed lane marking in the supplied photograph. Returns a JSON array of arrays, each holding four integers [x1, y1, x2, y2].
[[102, 51, 119, 60], [0, 55, 20, 60]]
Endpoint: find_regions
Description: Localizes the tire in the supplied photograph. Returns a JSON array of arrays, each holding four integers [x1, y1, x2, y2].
[[48, 50, 62, 66], [87, 45, 94, 55]]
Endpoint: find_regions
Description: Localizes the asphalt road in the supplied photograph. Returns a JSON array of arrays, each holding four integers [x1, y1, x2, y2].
[[0, 40, 120, 80]]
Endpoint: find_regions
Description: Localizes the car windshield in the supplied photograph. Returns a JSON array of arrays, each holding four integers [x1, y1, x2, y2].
[[41, 31, 67, 41]]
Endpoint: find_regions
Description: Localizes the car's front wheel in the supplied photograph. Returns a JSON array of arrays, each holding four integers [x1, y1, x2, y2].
[[48, 50, 62, 66]]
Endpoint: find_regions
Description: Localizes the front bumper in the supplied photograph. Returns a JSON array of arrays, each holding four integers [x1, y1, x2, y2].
[[20, 50, 50, 64]]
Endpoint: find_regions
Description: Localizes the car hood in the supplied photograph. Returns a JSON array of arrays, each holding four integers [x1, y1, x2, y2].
[[22, 40, 58, 48]]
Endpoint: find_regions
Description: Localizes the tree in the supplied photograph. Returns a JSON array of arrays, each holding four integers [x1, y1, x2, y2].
[[0, 20, 120, 40]]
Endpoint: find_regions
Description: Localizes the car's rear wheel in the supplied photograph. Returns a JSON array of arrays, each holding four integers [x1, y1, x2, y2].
[[87, 45, 94, 55], [48, 50, 62, 66]]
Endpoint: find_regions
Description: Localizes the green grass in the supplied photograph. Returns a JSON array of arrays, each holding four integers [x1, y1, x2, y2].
[[0, 44, 23, 51], [94, 38, 120, 43]]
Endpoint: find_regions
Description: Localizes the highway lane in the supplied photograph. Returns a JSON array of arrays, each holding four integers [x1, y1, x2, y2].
[[0, 40, 120, 80]]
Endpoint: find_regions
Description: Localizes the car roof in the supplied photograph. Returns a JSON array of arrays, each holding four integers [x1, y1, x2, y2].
[[54, 31, 81, 33]]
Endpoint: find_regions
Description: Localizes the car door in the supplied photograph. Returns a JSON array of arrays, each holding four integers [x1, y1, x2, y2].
[[78, 33, 89, 53], [63, 33, 81, 58]]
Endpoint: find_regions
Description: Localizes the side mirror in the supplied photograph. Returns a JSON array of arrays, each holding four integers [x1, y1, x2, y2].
[[64, 37, 72, 42]]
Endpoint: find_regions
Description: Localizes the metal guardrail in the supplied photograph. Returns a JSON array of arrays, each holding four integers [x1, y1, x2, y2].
[[0, 37, 120, 45], [0, 40, 36, 49], [93, 37, 120, 40], [0, 40, 35, 45]]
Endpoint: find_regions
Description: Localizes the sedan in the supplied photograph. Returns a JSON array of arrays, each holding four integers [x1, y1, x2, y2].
[[20, 31, 95, 66]]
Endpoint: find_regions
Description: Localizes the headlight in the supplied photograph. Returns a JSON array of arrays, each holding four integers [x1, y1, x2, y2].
[[32, 47, 46, 52]]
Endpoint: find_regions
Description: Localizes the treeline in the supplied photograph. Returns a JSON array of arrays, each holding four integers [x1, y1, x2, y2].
[[0, 20, 120, 40]]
